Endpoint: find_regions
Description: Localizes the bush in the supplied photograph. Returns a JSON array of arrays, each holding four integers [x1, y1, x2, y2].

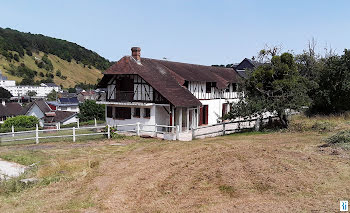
[[325, 130, 350, 144], [108, 126, 125, 139], [3, 116, 39, 128]]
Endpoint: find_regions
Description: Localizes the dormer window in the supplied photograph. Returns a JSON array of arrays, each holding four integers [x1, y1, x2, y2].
[[206, 82, 216, 93]]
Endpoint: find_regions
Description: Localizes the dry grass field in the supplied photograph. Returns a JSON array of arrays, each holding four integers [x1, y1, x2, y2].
[[0, 115, 350, 212]]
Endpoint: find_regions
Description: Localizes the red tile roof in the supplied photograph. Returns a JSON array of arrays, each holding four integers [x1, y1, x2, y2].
[[99, 56, 241, 107]]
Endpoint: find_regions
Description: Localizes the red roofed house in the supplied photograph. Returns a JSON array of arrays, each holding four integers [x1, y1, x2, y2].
[[97, 47, 241, 133]]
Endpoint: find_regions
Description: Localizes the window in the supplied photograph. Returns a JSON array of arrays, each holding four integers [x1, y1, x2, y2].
[[206, 82, 211, 93], [134, 108, 140, 117], [183, 81, 189, 89], [232, 83, 237, 92], [107, 106, 113, 118], [206, 82, 217, 93], [144, 108, 151, 118], [115, 107, 131, 119]]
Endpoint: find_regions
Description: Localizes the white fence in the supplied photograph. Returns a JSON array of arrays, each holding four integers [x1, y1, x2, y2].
[[0, 116, 277, 145], [0, 124, 108, 145]]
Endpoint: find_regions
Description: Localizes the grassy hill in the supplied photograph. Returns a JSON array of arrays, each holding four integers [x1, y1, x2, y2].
[[0, 27, 112, 88]]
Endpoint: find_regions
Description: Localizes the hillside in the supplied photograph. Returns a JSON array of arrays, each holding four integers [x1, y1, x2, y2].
[[0, 27, 112, 88]]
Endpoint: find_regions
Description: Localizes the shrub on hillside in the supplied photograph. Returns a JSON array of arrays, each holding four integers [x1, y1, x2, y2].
[[3, 116, 39, 128]]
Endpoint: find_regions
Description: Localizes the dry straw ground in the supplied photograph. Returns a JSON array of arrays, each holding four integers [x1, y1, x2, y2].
[[0, 115, 349, 212]]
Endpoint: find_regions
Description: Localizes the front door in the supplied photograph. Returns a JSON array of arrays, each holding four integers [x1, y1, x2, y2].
[[199, 105, 208, 125]]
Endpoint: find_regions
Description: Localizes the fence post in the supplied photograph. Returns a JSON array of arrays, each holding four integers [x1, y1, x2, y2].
[[107, 125, 110, 139], [58, 122, 60, 130], [77, 119, 80, 129], [35, 124, 39, 144], [136, 122, 140, 136], [154, 123, 158, 137], [12, 125, 14, 138], [94, 118, 97, 127], [176, 125, 180, 140], [192, 128, 195, 140], [223, 122, 226, 136], [73, 127, 76, 142]]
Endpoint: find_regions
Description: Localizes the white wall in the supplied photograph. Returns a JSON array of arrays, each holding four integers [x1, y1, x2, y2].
[[62, 115, 78, 125], [57, 105, 80, 113], [187, 81, 241, 100], [106, 105, 157, 132], [5, 85, 60, 97], [26, 104, 45, 127], [200, 98, 239, 125]]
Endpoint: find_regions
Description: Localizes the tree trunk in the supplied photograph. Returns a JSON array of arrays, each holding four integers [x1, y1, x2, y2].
[[278, 111, 289, 128]]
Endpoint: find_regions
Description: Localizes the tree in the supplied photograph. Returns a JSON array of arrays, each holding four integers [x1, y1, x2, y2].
[[78, 100, 105, 121], [0, 87, 12, 99], [308, 49, 350, 114], [27, 90, 37, 97], [20, 77, 35, 85], [68, 87, 76, 93], [56, 70, 62, 77], [47, 89, 57, 101], [228, 53, 310, 128]]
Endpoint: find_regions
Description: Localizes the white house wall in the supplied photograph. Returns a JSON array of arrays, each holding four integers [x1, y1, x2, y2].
[[26, 104, 45, 127], [106, 105, 157, 132], [200, 99, 239, 125], [62, 115, 78, 125], [187, 81, 240, 100]]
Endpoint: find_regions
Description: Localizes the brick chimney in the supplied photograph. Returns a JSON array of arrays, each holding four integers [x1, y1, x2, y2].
[[131, 47, 141, 63]]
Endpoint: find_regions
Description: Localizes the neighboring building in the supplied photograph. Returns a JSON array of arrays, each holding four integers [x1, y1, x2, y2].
[[3, 82, 60, 98], [0, 100, 23, 123], [97, 47, 241, 132], [44, 111, 78, 127], [77, 90, 97, 102], [47, 97, 80, 112], [21, 99, 52, 127], [0, 70, 16, 88], [234, 58, 263, 78]]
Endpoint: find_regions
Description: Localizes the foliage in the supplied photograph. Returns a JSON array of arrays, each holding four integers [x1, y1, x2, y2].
[[27, 90, 37, 98], [46, 89, 57, 101], [308, 49, 350, 114], [68, 87, 76, 93], [108, 126, 125, 139], [325, 130, 350, 145], [3, 115, 39, 128], [0, 87, 12, 99], [60, 120, 105, 128], [78, 100, 105, 121], [229, 53, 310, 128], [0, 27, 111, 70], [75, 82, 96, 90]]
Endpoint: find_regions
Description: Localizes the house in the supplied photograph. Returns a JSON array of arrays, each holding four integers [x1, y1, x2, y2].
[[44, 111, 78, 127], [234, 58, 263, 78], [77, 90, 97, 102], [97, 47, 241, 132], [21, 99, 52, 127], [47, 97, 80, 112], [0, 100, 23, 123]]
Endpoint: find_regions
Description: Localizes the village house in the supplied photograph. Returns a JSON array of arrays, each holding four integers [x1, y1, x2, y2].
[[97, 47, 241, 132], [47, 97, 80, 113], [0, 100, 22, 124]]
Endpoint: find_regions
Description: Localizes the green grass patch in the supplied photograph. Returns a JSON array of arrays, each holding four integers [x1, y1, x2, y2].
[[0, 150, 46, 166], [218, 185, 236, 197]]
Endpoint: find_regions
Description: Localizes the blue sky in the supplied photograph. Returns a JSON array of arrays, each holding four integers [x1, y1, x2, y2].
[[1, 0, 349, 65]]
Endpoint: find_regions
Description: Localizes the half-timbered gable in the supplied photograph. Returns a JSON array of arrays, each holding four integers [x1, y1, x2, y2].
[[98, 47, 242, 133]]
